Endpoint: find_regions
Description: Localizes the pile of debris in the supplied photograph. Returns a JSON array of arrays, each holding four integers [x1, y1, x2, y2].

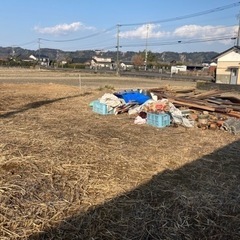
[[91, 88, 240, 135], [150, 87, 240, 133]]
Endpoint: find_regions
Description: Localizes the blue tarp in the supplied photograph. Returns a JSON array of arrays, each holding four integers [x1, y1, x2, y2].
[[114, 90, 151, 105]]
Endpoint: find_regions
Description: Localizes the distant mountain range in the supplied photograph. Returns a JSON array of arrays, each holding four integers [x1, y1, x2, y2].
[[0, 46, 219, 65]]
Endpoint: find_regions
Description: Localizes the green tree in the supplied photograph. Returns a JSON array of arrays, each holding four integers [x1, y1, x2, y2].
[[139, 51, 157, 68]]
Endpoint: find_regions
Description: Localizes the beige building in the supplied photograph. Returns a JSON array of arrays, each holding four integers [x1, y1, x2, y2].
[[215, 46, 240, 85]]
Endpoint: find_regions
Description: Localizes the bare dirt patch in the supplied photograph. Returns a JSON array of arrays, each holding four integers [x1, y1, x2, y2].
[[0, 68, 239, 239]]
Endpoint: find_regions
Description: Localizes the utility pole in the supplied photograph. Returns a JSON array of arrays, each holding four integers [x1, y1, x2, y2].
[[144, 24, 149, 71], [11, 46, 16, 60], [116, 24, 121, 76], [56, 50, 59, 68], [237, 13, 240, 47], [38, 38, 41, 68]]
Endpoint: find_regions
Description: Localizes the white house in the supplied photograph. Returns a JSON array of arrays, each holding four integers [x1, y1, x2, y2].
[[90, 56, 114, 69], [171, 65, 187, 74], [120, 61, 134, 71], [29, 54, 50, 67]]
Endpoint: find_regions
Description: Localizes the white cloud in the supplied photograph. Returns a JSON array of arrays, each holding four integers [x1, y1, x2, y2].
[[173, 24, 237, 44], [34, 22, 94, 35], [119, 24, 170, 39]]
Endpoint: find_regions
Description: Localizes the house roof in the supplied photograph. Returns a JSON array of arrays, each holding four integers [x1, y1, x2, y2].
[[72, 57, 89, 64], [214, 46, 240, 60], [92, 58, 114, 64]]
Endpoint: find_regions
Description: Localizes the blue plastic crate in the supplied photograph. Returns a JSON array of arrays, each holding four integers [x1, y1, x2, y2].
[[92, 100, 113, 115], [147, 113, 170, 128]]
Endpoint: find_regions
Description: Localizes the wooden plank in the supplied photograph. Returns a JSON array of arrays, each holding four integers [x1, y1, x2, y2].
[[175, 88, 196, 93], [225, 110, 240, 118], [215, 96, 240, 104], [193, 89, 224, 99], [168, 98, 216, 111], [206, 100, 240, 111]]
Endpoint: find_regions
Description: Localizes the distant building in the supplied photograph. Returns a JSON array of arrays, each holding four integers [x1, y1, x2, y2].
[[29, 54, 50, 66], [214, 46, 240, 85], [171, 65, 187, 74], [90, 56, 114, 69], [120, 61, 134, 71]]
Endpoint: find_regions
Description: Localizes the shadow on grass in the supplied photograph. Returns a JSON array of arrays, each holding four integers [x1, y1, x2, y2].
[[0, 93, 91, 118], [29, 140, 240, 240]]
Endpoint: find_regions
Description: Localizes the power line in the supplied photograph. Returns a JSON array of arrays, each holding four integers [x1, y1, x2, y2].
[[74, 36, 116, 50], [40, 24, 236, 51], [31, 2, 239, 52], [38, 3, 239, 46], [12, 39, 38, 48], [120, 2, 240, 26], [8, 2, 239, 52], [75, 24, 237, 50], [114, 35, 237, 49], [40, 25, 116, 43]]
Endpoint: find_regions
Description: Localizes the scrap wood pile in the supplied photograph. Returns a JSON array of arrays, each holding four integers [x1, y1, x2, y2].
[[150, 87, 240, 133], [151, 87, 240, 117]]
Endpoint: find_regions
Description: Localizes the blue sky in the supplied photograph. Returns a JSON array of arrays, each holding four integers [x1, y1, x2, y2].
[[0, 0, 239, 53]]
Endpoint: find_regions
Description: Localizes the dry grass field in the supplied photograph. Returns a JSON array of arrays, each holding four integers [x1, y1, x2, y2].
[[0, 68, 239, 239]]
